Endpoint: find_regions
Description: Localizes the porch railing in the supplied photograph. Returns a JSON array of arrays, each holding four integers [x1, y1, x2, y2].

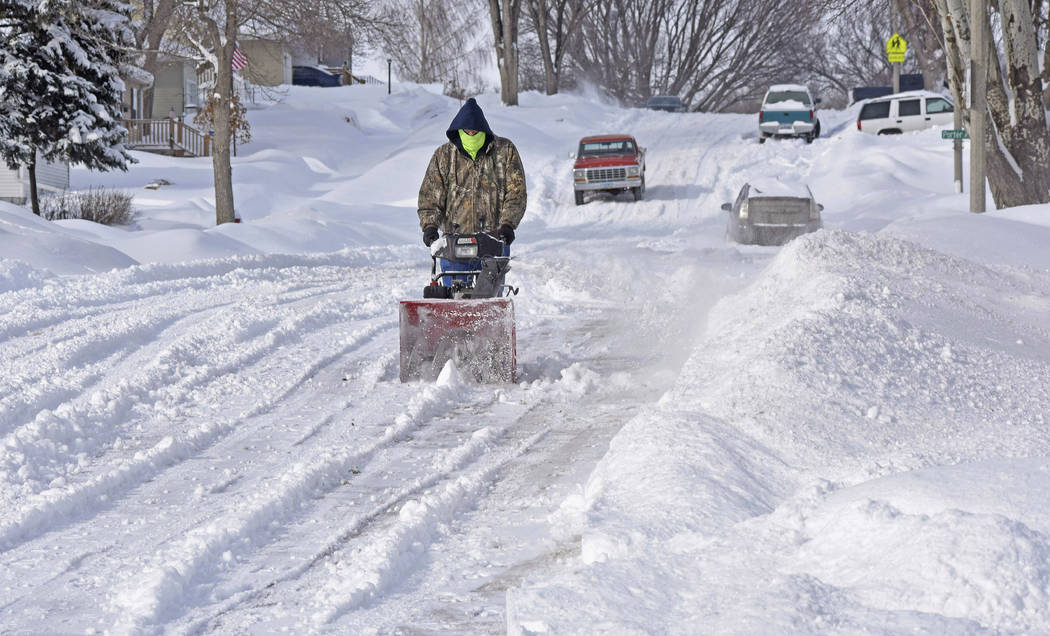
[[123, 118, 211, 157]]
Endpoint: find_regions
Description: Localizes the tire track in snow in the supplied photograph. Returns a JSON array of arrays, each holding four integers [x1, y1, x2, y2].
[[173, 396, 552, 634], [0, 293, 242, 436], [108, 371, 494, 632], [310, 422, 548, 626], [0, 319, 398, 630], [0, 269, 361, 441], [0, 311, 393, 552], [0, 296, 319, 501], [190, 336, 676, 633], [0, 268, 391, 496]]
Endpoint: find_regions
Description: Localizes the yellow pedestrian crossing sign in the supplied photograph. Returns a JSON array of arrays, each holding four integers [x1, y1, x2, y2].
[[886, 33, 907, 63]]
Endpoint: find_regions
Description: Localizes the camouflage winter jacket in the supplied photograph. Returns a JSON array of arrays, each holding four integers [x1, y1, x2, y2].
[[417, 98, 527, 234]]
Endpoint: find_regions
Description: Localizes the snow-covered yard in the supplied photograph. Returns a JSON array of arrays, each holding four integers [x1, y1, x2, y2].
[[2, 85, 1050, 634]]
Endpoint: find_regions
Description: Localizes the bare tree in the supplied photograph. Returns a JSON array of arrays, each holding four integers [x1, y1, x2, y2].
[[251, 0, 377, 66], [566, 0, 814, 111], [661, 0, 818, 111], [131, 0, 180, 119], [171, 0, 379, 225], [375, 0, 488, 94], [1032, 0, 1050, 106], [488, 0, 523, 105], [568, 0, 669, 106], [932, 0, 1050, 208], [179, 0, 241, 224], [895, 0, 945, 89], [522, 0, 594, 94], [802, 0, 896, 103]]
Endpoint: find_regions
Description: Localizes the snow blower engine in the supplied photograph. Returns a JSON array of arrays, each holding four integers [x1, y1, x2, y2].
[[399, 231, 518, 383]]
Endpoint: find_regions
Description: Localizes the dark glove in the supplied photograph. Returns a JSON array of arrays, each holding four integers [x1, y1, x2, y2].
[[498, 224, 515, 245], [423, 226, 439, 247]]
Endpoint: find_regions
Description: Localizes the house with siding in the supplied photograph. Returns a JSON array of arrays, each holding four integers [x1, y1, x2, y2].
[[0, 154, 70, 205], [148, 40, 289, 119], [122, 65, 153, 120], [239, 38, 292, 87], [151, 55, 200, 119]]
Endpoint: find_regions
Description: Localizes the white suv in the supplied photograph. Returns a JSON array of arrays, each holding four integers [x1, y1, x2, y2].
[[856, 90, 954, 135]]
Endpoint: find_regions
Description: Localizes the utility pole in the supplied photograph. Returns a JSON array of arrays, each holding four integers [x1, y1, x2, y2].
[[387, 58, 392, 95], [969, 0, 986, 212], [892, 1, 900, 93]]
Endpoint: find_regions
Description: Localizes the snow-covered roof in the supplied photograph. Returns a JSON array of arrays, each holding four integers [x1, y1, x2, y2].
[[862, 90, 952, 104], [767, 84, 810, 93], [121, 63, 153, 87], [761, 99, 810, 110], [747, 180, 813, 199]]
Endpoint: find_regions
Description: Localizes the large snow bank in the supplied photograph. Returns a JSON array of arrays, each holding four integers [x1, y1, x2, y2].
[[0, 202, 137, 275], [881, 202, 1050, 270], [509, 229, 1050, 633]]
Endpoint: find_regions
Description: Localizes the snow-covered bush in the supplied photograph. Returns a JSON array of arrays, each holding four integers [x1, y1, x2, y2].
[[40, 188, 135, 225]]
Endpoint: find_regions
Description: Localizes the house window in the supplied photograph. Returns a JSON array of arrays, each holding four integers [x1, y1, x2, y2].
[[184, 77, 198, 110]]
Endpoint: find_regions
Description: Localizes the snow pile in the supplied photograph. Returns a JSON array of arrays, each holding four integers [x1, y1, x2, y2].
[[762, 99, 810, 110], [685, 229, 1050, 464], [0, 202, 137, 274], [0, 258, 52, 294], [881, 202, 1050, 270], [509, 229, 1050, 632]]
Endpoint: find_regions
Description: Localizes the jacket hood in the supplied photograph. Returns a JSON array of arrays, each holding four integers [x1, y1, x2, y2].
[[446, 98, 494, 156]]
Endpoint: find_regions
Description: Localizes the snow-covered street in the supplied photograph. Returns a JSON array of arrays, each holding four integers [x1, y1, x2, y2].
[[3, 86, 1050, 634]]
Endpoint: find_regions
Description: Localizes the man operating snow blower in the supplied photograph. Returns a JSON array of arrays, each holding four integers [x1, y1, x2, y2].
[[398, 98, 527, 383], [417, 97, 526, 245]]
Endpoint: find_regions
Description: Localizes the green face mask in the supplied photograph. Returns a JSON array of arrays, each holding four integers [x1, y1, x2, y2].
[[459, 130, 486, 160]]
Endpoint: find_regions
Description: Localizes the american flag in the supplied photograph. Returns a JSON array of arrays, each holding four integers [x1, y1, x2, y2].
[[231, 45, 248, 72]]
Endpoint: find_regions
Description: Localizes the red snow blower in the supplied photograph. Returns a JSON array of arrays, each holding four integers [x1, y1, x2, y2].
[[399, 232, 518, 382]]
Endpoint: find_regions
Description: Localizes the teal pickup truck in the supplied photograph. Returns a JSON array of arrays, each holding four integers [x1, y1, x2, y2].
[[758, 84, 821, 144]]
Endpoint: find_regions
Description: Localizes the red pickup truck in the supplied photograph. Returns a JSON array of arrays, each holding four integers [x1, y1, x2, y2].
[[572, 134, 646, 205]]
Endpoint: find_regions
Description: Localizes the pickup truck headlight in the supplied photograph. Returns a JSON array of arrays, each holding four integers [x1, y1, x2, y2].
[[739, 200, 749, 220], [573, 169, 586, 180], [626, 165, 640, 177]]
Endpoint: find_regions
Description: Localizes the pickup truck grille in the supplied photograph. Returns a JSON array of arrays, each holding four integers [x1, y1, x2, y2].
[[586, 167, 626, 181]]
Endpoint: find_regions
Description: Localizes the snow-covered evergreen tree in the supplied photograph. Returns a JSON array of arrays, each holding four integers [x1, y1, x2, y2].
[[0, 0, 134, 215], [0, 0, 36, 169]]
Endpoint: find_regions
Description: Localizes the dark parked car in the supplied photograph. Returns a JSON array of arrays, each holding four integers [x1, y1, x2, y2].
[[646, 95, 686, 112], [292, 66, 342, 87], [723, 181, 823, 245]]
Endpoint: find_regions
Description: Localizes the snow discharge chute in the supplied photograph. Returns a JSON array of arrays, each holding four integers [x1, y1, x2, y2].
[[399, 233, 517, 383]]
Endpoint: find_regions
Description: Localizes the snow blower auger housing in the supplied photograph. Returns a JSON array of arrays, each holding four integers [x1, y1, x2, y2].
[[399, 232, 518, 383]]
